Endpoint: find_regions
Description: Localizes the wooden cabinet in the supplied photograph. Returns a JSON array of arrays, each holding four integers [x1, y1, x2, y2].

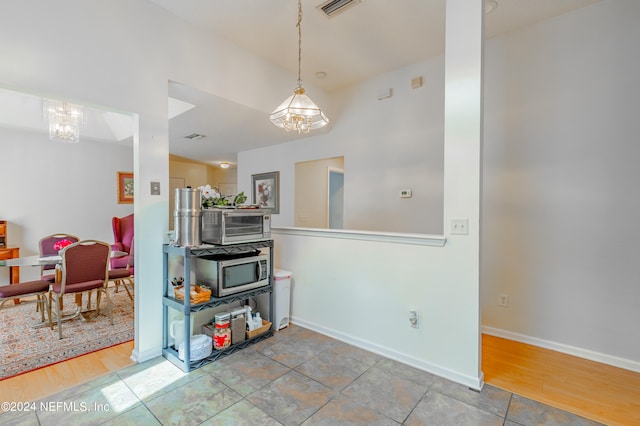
[[0, 221, 20, 302], [0, 220, 6, 248], [0, 246, 20, 287]]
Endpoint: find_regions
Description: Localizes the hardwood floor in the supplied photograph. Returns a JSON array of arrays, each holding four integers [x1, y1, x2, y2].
[[0, 340, 134, 407], [2, 335, 639, 425], [483, 334, 640, 426]]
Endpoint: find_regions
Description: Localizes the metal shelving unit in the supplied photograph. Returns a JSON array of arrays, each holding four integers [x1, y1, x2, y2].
[[162, 240, 274, 372]]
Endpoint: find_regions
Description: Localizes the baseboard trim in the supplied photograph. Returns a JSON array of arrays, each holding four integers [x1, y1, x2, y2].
[[130, 346, 162, 364], [291, 316, 484, 390], [482, 326, 640, 373]]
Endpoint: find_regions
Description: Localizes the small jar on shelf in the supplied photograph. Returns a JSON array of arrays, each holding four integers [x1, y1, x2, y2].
[[213, 313, 231, 350]]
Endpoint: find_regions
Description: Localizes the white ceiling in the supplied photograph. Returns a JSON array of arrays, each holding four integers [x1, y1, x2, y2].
[[151, 0, 601, 93], [167, 81, 310, 167], [157, 0, 601, 166], [0, 0, 601, 166], [0, 87, 134, 145]]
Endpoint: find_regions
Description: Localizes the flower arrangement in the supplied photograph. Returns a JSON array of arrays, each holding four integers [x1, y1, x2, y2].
[[197, 185, 249, 208], [198, 184, 229, 208], [53, 239, 73, 251]]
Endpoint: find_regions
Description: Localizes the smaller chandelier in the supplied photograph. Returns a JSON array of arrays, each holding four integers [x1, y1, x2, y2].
[[46, 100, 84, 143], [270, 0, 329, 134]]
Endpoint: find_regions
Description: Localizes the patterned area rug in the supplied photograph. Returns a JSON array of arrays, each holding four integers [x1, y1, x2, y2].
[[0, 288, 133, 379]]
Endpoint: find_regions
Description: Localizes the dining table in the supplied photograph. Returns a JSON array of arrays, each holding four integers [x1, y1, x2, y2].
[[0, 251, 127, 325], [0, 251, 127, 272]]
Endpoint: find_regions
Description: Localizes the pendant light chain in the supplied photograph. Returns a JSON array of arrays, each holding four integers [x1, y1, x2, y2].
[[269, 0, 329, 133], [297, 0, 303, 88]]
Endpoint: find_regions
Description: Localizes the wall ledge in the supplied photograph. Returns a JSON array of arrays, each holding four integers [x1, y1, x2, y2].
[[273, 227, 446, 247]]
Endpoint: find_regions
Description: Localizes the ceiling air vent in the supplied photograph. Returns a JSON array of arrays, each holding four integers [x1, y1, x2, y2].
[[184, 133, 206, 140], [317, 0, 361, 18]]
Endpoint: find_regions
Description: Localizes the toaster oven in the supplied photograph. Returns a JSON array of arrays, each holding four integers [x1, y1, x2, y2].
[[201, 208, 271, 245]]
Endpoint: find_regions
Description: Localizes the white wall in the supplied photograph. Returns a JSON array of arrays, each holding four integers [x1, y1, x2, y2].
[[272, 232, 476, 382], [0, 128, 133, 283], [334, 59, 446, 235], [239, 0, 484, 388], [482, 0, 640, 369], [240, 0, 640, 380], [239, 55, 446, 235]]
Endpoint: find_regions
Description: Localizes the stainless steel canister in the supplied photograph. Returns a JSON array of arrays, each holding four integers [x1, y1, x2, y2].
[[174, 187, 202, 246]]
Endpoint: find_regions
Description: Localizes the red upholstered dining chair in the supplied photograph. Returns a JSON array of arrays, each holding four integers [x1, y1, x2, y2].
[[39, 233, 79, 283], [109, 239, 134, 301], [0, 280, 51, 326], [111, 214, 133, 274], [49, 240, 113, 339]]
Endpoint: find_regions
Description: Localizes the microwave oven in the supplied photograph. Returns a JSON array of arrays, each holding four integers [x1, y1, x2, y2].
[[194, 251, 270, 297], [201, 209, 271, 245]]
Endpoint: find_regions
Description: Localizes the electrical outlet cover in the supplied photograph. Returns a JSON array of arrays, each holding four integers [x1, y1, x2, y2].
[[451, 218, 469, 235], [499, 294, 509, 307]]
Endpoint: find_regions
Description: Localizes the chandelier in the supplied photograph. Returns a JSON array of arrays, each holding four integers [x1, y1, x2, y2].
[[46, 100, 84, 143], [270, 0, 329, 134]]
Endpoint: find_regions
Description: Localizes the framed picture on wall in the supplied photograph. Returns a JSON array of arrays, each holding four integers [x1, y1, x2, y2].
[[117, 171, 134, 204], [252, 171, 279, 214]]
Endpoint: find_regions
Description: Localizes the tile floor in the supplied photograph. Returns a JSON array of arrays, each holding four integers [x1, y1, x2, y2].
[[0, 325, 602, 425]]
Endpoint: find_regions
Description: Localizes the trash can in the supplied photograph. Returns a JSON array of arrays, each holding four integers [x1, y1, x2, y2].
[[274, 269, 292, 330]]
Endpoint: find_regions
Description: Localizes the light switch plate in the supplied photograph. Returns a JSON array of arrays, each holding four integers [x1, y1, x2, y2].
[[451, 218, 469, 235], [150, 181, 161, 195]]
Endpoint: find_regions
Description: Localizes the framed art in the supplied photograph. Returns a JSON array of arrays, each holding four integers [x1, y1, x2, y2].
[[117, 171, 134, 204], [252, 171, 279, 214]]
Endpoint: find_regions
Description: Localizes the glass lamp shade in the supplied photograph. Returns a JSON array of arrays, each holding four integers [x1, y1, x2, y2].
[[269, 87, 329, 134], [46, 100, 83, 143]]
